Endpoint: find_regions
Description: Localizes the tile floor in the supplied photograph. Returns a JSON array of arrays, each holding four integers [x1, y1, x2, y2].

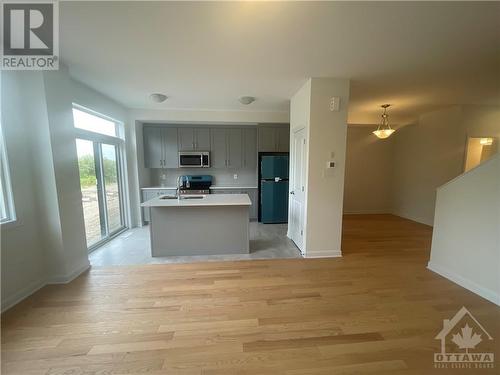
[[89, 222, 302, 266]]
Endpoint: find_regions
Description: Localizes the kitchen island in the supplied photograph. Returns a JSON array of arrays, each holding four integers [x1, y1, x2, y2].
[[141, 194, 251, 256]]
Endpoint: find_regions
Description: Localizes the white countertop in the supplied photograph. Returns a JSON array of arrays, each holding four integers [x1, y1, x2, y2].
[[141, 193, 251, 207], [141, 186, 258, 190]]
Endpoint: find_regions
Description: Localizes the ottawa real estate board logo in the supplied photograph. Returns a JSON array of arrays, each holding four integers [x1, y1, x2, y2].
[[434, 306, 494, 369], [1, 1, 59, 70]]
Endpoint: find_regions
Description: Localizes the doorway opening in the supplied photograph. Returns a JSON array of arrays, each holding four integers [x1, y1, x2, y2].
[[464, 137, 498, 172], [73, 106, 128, 251]]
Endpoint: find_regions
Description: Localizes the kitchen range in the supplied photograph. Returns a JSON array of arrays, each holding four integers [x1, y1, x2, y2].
[[141, 174, 251, 256]]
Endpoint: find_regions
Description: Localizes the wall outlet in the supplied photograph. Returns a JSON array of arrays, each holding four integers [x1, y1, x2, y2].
[[233, 174, 238, 180]]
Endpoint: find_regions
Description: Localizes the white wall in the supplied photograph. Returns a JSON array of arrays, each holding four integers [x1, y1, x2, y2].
[[344, 127, 394, 214], [1, 72, 49, 309], [290, 78, 350, 257], [1, 68, 131, 310], [392, 105, 500, 226], [428, 154, 500, 305]]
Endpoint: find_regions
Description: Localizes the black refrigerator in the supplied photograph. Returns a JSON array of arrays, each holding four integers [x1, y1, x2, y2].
[[259, 154, 289, 223]]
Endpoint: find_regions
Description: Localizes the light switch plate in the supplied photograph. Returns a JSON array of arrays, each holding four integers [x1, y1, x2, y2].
[[329, 97, 340, 112]]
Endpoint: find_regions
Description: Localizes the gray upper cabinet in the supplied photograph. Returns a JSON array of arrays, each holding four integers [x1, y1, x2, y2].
[[143, 126, 178, 168], [178, 128, 195, 151], [242, 128, 257, 169], [162, 127, 179, 168], [195, 128, 211, 151], [210, 128, 243, 169], [258, 126, 290, 152], [227, 129, 242, 168], [210, 128, 227, 168], [276, 127, 290, 152], [178, 127, 211, 151], [143, 126, 163, 168], [258, 127, 276, 152]]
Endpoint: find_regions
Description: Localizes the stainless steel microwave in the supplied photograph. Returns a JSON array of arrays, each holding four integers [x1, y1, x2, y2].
[[178, 151, 210, 168]]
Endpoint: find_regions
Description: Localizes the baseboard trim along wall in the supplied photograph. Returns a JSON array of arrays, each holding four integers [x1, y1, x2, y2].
[[305, 250, 342, 258], [1, 262, 91, 313], [1, 278, 47, 313], [428, 262, 500, 306], [48, 262, 91, 284]]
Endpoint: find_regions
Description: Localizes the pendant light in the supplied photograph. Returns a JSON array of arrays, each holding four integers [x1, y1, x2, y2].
[[373, 104, 395, 139]]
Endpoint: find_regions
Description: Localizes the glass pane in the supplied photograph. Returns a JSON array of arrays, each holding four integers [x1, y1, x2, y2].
[[102, 143, 123, 233], [73, 108, 117, 137], [76, 139, 104, 246]]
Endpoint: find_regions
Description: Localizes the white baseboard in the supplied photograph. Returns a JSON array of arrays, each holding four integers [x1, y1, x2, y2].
[[392, 210, 433, 227], [48, 261, 90, 284], [428, 262, 500, 306], [1, 261, 91, 313], [343, 210, 392, 215], [1, 278, 47, 313], [305, 249, 342, 258]]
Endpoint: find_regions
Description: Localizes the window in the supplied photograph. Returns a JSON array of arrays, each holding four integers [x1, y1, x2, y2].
[[73, 106, 119, 137], [0, 124, 16, 224], [72, 105, 127, 250]]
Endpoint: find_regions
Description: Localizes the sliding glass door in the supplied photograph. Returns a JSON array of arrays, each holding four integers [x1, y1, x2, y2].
[[76, 138, 125, 249]]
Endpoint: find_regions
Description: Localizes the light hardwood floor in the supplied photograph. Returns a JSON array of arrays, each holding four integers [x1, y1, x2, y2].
[[2, 214, 499, 374]]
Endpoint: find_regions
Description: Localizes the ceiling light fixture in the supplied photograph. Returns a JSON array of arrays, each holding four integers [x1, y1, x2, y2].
[[479, 137, 493, 146], [373, 104, 395, 139], [239, 96, 256, 105], [150, 93, 168, 103]]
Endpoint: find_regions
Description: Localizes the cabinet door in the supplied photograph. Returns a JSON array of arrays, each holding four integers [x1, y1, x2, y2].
[[258, 127, 276, 152], [143, 126, 163, 168], [243, 128, 257, 169], [227, 128, 242, 168], [240, 189, 257, 220], [210, 128, 227, 168], [195, 128, 211, 150], [141, 190, 157, 222], [162, 127, 179, 168], [276, 127, 290, 152], [178, 128, 195, 151], [248, 189, 258, 220]]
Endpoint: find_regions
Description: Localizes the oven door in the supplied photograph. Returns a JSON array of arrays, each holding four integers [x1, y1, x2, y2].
[[179, 152, 203, 167]]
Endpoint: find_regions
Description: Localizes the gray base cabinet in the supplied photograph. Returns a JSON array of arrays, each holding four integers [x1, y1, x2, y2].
[[211, 188, 258, 220], [141, 189, 176, 222]]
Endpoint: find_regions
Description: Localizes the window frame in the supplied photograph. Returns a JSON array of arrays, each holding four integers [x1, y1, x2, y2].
[[72, 104, 130, 251], [0, 123, 16, 225]]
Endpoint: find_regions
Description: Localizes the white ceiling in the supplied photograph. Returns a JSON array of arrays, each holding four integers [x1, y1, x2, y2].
[[60, 2, 500, 125]]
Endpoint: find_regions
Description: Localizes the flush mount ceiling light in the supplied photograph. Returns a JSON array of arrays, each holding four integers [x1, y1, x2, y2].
[[150, 93, 168, 103], [479, 137, 494, 146], [239, 96, 256, 105], [373, 104, 395, 139]]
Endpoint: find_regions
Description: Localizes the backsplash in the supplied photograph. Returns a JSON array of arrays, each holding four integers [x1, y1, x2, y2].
[[150, 168, 258, 187]]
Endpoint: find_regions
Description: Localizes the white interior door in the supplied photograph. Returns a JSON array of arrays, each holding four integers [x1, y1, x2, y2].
[[289, 128, 306, 253]]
